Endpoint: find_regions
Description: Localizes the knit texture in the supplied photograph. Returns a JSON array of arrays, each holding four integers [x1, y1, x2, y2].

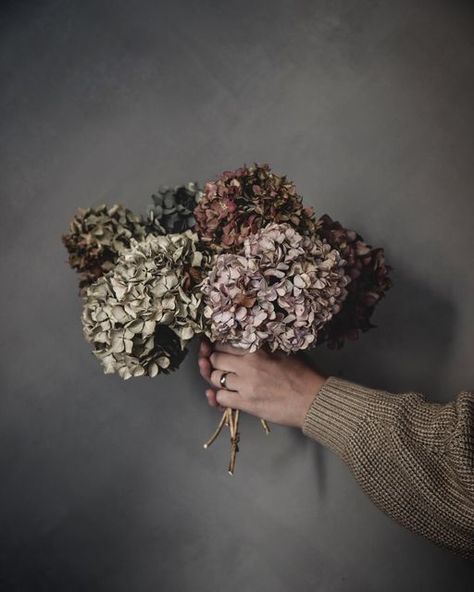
[[301, 376, 474, 560]]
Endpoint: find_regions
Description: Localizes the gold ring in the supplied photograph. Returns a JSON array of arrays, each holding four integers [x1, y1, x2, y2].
[[220, 372, 230, 389]]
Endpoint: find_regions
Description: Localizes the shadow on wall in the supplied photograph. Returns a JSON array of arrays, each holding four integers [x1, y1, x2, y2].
[[287, 263, 457, 493], [306, 263, 458, 400]]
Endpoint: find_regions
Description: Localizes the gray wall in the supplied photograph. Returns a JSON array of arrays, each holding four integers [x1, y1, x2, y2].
[[1, 0, 473, 590]]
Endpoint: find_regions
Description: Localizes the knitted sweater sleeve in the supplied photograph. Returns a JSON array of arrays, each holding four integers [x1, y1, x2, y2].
[[301, 376, 474, 560]]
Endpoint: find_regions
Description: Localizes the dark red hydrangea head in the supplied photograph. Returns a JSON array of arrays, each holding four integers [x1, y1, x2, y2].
[[193, 163, 316, 252], [315, 214, 393, 348]]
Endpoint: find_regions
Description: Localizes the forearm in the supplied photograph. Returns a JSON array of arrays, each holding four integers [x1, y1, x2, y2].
[[301, 376, 474, 560]]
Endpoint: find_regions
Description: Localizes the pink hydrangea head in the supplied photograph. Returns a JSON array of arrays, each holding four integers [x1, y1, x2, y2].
[[201, 223, 351, 353]]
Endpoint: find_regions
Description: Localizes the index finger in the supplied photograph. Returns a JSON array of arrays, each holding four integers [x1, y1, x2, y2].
[[199, 338, 213, 357], [213, 342, 250, 355]]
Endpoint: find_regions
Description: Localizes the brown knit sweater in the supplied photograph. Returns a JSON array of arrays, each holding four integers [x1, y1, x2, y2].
[[301, 376, 474, 560]]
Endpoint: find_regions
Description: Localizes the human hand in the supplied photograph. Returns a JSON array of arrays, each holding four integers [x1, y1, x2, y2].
[[198, 338, 327, 429]]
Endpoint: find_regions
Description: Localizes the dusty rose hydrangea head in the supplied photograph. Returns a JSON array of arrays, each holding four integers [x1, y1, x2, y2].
[[193, 163, 316, 252], [201, 223, 351, 353], [315, 214, 392, 348]]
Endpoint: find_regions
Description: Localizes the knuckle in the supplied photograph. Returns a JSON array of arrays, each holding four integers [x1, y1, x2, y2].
[[247, 366, 258, 382], [210, 352, 218, 367], [215, 389, 228, 405]]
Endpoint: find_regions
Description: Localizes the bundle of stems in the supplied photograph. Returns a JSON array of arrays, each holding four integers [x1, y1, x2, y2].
[[203, 407, 271, 474]]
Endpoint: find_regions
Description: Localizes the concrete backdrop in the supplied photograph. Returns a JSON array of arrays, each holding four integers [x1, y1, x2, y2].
[[1, 0, 473, 590]]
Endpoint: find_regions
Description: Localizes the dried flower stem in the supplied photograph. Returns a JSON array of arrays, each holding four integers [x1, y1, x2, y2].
[[203, 408, 270, 474], [228, 409, 240, 475], [203, 408, 228, 449], [224, 407, 231, 427]]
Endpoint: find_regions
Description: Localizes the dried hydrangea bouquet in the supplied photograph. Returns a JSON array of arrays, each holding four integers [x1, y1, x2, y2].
[[63, 165, 392, 474]]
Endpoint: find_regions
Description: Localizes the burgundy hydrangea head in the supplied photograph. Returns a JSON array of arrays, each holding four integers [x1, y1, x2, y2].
[[193, 163, 316, 253], [315, 214, 393, 348]]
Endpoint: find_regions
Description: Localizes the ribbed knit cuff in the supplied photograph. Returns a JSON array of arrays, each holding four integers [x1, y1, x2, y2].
[[301, 375, 377, 458]]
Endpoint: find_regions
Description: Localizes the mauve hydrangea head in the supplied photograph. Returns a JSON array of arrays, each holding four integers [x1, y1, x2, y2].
[[315, 214, 393, 348], [201, 222, 351, 353], [193, 163, 317, 253]]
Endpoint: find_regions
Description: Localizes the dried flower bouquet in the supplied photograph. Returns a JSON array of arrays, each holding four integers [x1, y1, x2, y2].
[[63, 163, 392, 474]]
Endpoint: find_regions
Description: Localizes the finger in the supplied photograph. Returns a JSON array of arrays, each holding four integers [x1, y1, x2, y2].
[[206, 388, 225, 411], [205, 388, 218, 407], [213, 342, 249, 355], [210, 369, 239, 391], [199, 338, 212, 357], [198, 356, 212, 382], [209, 351, 242, 372], [216, 389, 245, 411]]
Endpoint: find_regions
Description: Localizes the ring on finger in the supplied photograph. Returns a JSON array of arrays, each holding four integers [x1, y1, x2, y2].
[[218, 370, 237, 391], [220, 371, 230, 389]]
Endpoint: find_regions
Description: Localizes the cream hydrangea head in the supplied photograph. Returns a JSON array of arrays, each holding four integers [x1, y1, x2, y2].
[[82, 231, 214, 379], [201, 223, 351, 353]]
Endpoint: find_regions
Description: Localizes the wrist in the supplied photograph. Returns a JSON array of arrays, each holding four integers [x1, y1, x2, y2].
[[296, 371, 327, 429]]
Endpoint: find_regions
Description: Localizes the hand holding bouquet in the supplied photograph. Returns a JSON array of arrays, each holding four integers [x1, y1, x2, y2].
[[63, 164, 392, 474]]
